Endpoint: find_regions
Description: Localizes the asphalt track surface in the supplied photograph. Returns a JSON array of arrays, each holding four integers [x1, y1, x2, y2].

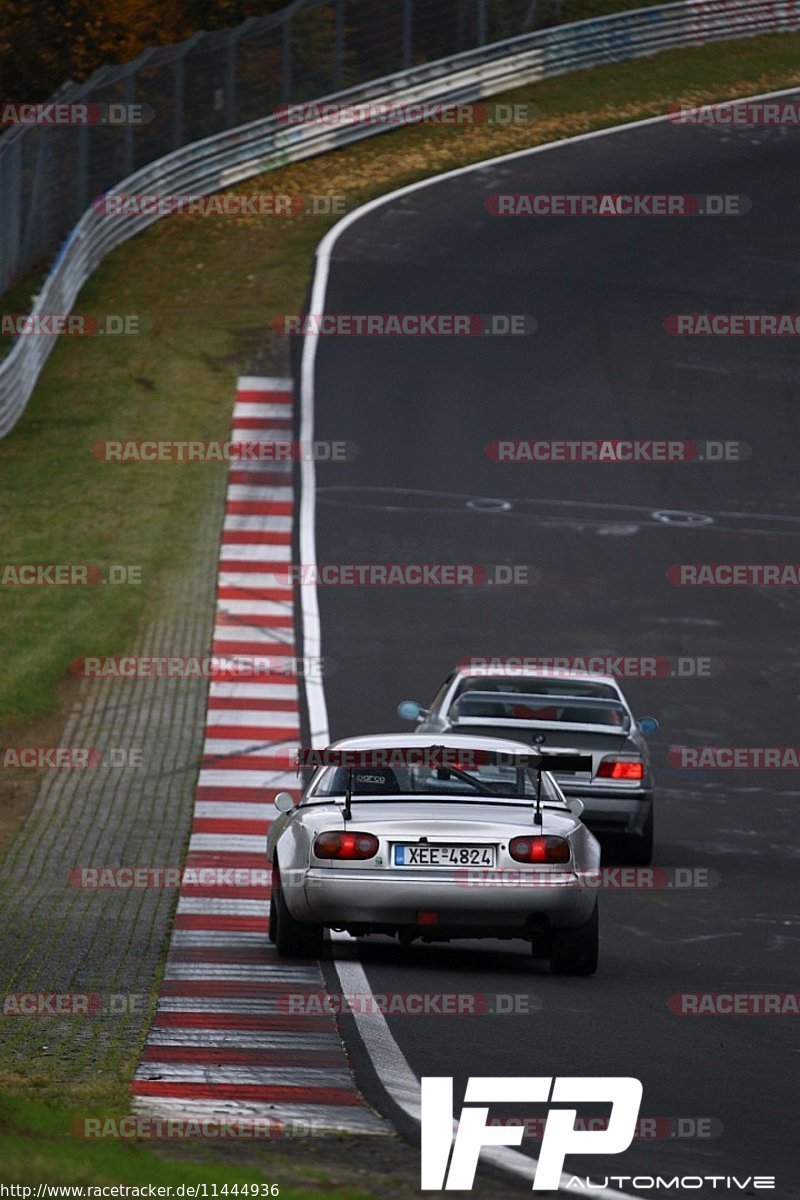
[[302, 98, 800, 1194]]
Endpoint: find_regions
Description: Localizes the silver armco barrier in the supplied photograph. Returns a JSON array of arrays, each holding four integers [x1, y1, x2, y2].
[[1, 0, 799, 438]]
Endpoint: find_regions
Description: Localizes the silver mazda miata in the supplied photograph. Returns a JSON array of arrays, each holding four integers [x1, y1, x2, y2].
[[267, 733, 601, 974]]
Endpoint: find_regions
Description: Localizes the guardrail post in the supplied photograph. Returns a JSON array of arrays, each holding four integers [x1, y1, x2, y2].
[[402, 0, 413, 69]]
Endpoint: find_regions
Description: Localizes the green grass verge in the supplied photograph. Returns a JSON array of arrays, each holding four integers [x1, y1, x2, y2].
[[0, 1095, 367, 1195]]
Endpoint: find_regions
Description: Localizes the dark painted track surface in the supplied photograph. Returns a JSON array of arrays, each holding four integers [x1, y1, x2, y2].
[[308, 103, 800, 1193]]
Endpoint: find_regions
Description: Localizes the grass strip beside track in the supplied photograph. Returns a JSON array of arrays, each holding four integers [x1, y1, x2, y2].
[[0, 1095, 368, 1197]]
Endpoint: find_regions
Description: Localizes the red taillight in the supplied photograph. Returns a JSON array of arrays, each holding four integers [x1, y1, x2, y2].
[[314, 831, 379, 860], [597, 758, 644, 781], [509, 836, 570, 864]]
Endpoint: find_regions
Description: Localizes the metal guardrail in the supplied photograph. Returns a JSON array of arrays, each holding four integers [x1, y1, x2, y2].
[[2, 0, 799, 438]]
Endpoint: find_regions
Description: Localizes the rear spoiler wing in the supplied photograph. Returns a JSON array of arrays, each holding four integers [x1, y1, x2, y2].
[[295, 746, 592, 773]]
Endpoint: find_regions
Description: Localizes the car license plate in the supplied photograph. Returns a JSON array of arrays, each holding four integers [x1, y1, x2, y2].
[[393, 844, 495, 867]]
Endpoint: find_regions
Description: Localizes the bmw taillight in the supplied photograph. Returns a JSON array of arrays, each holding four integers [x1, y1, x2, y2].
[[314, 831, 379, 860], [509, 836, 570, 864], [597, 757, 644, 781]]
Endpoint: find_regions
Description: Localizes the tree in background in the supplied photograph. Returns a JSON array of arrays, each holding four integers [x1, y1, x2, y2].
[[0, 0, 291, 103]]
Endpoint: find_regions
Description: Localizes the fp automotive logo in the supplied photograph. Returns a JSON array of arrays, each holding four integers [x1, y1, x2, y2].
[[421, 1076, 642, 1190]]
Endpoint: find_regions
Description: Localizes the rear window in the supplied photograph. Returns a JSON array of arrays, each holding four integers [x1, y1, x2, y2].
[[308, 762, 566, 801], [457, 677, 618, 700], [450, 688, 628, 727]]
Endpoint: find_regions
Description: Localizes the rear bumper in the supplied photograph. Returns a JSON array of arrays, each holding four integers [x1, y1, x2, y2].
[[558, 785, 653, 837], [285, 866, 596, 931]]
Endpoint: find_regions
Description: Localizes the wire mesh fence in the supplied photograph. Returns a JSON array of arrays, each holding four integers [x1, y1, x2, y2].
[[0, 0, 562, 297]]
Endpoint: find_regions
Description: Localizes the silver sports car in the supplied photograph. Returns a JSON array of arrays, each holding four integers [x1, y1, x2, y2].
[[399, 665, 656, 863], [267, 733, 601, 975]]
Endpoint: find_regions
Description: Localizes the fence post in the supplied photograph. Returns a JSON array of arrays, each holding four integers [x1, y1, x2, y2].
[[0, 135, 23, 294], [173, 34, 203, 149], [281, 16, 293, 103], [477, 0, 488, 46], [334, 0, 346, 90], [122, 52, 157, 174], [77, 122, 89, 215], [173, 56, 184, 150], [402, 0, 413, 69], [225, 29, 237, 127], [124, 73, 135, 176]]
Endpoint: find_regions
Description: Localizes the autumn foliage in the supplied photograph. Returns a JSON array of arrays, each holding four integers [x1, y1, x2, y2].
[[0, 0, 290, 103]]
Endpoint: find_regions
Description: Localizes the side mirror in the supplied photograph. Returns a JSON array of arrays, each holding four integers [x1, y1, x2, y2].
[[274, 791, 295, 813], [637, 717, 659, 736], [567, 797, 585, 818], [397, 700, 428, 721]]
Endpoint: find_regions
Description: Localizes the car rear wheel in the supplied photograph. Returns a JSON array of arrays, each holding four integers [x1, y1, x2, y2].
[[272, 865, 324, 958], [549, 904, 599, 976]]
